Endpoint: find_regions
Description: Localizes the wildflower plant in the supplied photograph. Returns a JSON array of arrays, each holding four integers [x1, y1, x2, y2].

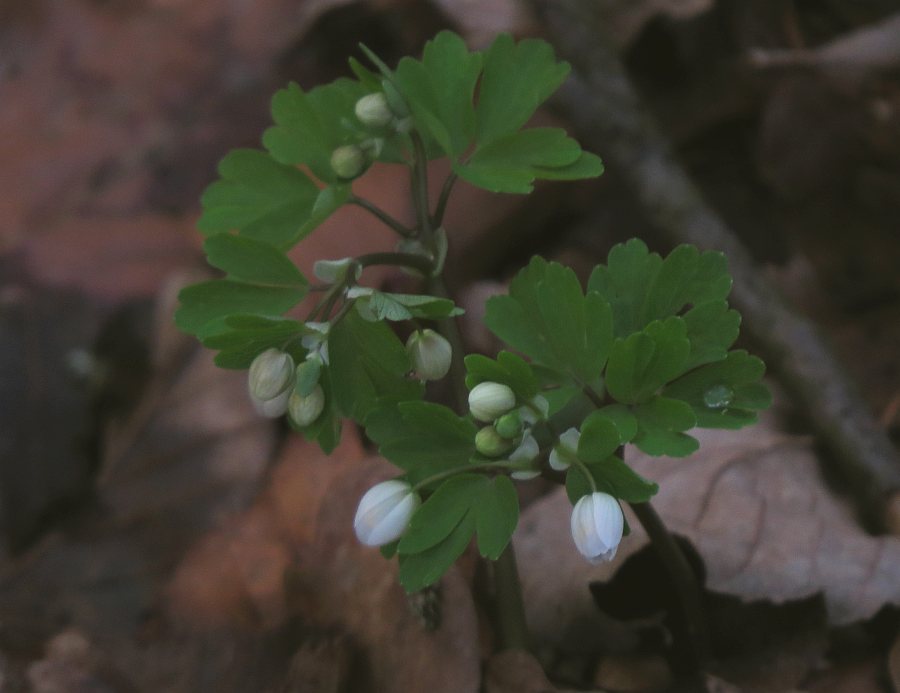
[[176, 30, 770, 642]]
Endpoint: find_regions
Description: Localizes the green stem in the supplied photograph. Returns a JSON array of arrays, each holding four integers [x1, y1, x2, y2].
[[412, 460, 515, 493], [493, 543, 530, 651], [349, 195, 415, 237], [410, 132, 433, 243], [356, 251, 434, 275], [629, 501, 709, 673], [432, 172, 458, 227]]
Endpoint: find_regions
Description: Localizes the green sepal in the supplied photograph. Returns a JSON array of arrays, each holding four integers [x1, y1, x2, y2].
[[354, 291, 463, 322]]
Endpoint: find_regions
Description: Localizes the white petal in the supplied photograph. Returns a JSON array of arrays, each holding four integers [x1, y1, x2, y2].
[[510, 434, 539, 463], [511, 470, 541, 480], [252, 388, 291, 418], [353, 480, 417, 546], [559, 427, 581, 449], [548, 448, 570, 471], [570, 492, 624, 564]]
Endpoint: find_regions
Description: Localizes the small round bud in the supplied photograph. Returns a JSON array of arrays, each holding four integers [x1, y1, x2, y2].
[[288, 384, 325, 427], [354, 480, 419, 547], [406, 329, 452, 381], [571, 492, 624, 564], [248, 348, 294, 417], [330, 144, 366, 180], [468, 382, 516, 423], [475, 426, 514, 458], [355, 92, 394, 128], [495, 411, 523, 440]]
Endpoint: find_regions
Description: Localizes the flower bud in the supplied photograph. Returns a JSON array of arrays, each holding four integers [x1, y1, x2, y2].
[[571, 492, 624, 564], [248, 348, 294, 417], [495, 411, 523, 440], [510, 434, 541, 480], [549, 427, 580, 471], [355, 92, 394, 128], [330, 144, 366, 180], [475, 426, 514, 458], [354, 480, 419, 547], [468, 382, 516, 423], [288, 384, 325, 427], [406, 329, 452, 381]]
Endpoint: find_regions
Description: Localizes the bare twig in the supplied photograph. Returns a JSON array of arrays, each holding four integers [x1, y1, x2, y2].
[[533, 0, 900, 530]]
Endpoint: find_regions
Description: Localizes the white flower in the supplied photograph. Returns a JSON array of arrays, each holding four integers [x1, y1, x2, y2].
[[248, 348, 294, 418], [406, 329, 452, 381], [570, 492, 624, 564], [468, 382, 516, 422], [510, 434, 541, 480], [301, 322, 330, 365], [287, 384, 325, 427], [353, 480, 419, 547], [549, 427, 580, 471]]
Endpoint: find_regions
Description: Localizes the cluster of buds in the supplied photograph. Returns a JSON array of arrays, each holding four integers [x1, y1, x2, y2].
[[467, 382, 544, 478], [329, 92, 410, 182], [247, 348, 326, 428]]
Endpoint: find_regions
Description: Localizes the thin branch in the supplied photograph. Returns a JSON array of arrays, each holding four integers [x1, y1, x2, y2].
[[355, 251, 434, 276], [349, 195, 415, 237], [432, 172, 458, 228]]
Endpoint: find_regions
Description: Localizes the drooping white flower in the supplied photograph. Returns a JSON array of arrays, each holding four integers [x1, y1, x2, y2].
[[549, 427, 580, 471], [406, 329, 452, 381], [570, 492, 624, 564], [247, 348, 294, 418], [468, 382, 516, 422], [510, 434, 541, 480], [353, 480, 419, 547]]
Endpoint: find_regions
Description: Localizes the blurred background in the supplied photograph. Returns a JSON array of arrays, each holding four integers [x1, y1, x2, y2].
[[1, 0, 899, 691]]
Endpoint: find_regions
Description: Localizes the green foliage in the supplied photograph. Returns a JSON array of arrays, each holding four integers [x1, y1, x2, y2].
[[364, 401, 476, 486], [354, 290, 463, 322], [565, 455, 658, 504], [398, 473, 518, 591], [464, 351, 539, 403], [484, 257, 613, 384]]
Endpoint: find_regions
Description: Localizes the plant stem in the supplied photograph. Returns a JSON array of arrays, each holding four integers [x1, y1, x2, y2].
[[493, 543, 531, 651], [356, 251, 434, 275], [629, 501, 709, 673], [406, 128, 531, 652], [349, 195, 415, 237], [432, 172, 458, 227]]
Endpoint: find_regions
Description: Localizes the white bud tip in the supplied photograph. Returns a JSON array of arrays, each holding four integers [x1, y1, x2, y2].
[[571, 492, 624, 564], [468, 382, 516, 422], [355, 92, 394, 128], [354, 480, 419, 547]]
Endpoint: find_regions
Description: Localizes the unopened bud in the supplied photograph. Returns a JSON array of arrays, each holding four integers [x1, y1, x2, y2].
[[406, 329, 452, 381], [248, 348, 294, 417], [354, 480, 419, 547], [288, 384, 325, 427], [330, 144, 366, 180], [475, 426, 514, 458], [355, 93, 394, 128], [468, 382, 516, 423], [495, 411, 523, 439]]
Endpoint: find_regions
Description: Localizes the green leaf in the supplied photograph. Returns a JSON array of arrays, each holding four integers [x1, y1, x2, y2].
[[464, 351, 539, 403], [475, 34, 570, 144], [328, 310, 422, 421], [364, 401, 476, 483], [683, 300, 741, 370], [204, 234, 306, 287], [484, 257, 613, 383], [475, 476, 519, 560], [175, 280, 306, 339], [263, 79, 368, 184], [565, 455, 658, 504], [663, 350, 771, 429], [399, 474, 485, 554], [577, 411, 621, 462], [588, 238, 662, 337], [355, 291, 463, 322], [197, 149, 322, 247], [632, 396, 699, 457], [596, 404, 638, 444], [394, 31, 482, 157], [605, 317, 691, 404], [202, 315, 305, 369], [454, 128, 586, 193], [399, 514, 475, 592]]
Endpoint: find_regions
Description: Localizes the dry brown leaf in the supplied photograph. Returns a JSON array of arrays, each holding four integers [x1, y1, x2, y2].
[[518, 418, 900, 654], [485, 649, 560, 693]]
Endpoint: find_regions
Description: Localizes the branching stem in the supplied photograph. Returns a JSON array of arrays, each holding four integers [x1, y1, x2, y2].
[[349, 194, 415, 237]]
